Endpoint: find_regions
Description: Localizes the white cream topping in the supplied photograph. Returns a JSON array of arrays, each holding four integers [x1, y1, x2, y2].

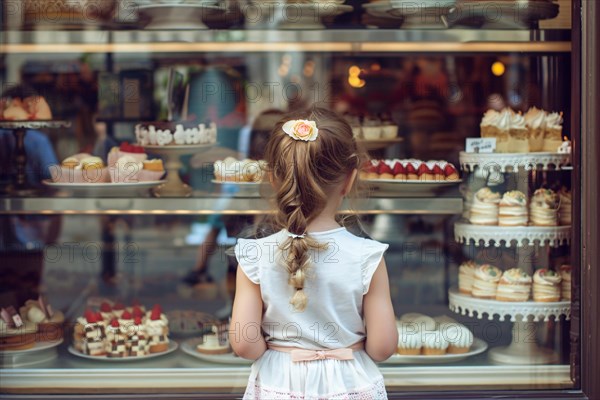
[[440, 323, 473, 348]]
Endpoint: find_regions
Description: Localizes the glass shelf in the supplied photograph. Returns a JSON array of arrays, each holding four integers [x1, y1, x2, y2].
[[0, 29, 571, 53], [0, 196, 463, 215]]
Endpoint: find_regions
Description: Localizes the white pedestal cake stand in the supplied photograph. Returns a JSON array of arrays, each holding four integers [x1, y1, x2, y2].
[[454, 222, 572, 248], [143, 144, 214, 197], [459, 151, 571, 173], [449, 289, 571, 365]]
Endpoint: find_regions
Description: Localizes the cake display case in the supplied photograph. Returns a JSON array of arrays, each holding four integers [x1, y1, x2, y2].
[[1, 0, 599, 398]]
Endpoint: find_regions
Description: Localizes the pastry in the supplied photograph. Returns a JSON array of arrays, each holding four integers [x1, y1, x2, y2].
[[19, 296, 64, 341], [99, 302, 113, 321], [471, 264, 502, 299], [558, 187, 572, 226], [524, 107, 546, 152], [405, 162, 418, 180], [146, 305, 169, 353], [128, 316, 149, 357], [0, 318, 37, 351], [143, 159, 164, 172], [508, 112, 530, 153], [196, 323, 231, 355], [530, 189, 560, 226], [61, 157, 80, 169], [533, 269, 562, 302], [542, 112, 564, 152], [412, 316, 436, 332], [469, 188, 501, 225], [440, 323, 473, 354], [559, 265, 572, 301], [112, 302, 126, 318], [136, 122, 217, 147], [396, 321, 422, 355], [392, 161, 407, 180], [422, 330, 448, 356], [496, 268, 532, 302], [377, 161, 394, 180], [480, 109, 510, 153], [458, 261, 477, 295], [105, 319, 127, 358], [498, 190, 528, 227], [418, 163, 435, 181]]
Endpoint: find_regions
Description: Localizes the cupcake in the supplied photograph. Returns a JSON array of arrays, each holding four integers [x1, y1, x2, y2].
[[440, 323, 474, 354], [530, 189, 560, 226], [458, 261, 477, 295], [524, 107, 546, 152], [542, 112, 564, 152], [498, 190, 528, 227], [558, 187, 572, 226], [396, 322, 422, 355], [412, 315, 437, 332], [469, 188, 501, 225], [496, 268, 532, 302], [422, 330, 449, 356], [508, 112, 529, 153], [533, 269, 562, 302], [559, 265, 572, 301], [471, 264, 502, 299]]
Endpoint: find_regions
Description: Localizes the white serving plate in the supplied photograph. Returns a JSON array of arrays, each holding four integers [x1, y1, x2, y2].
[[211, 180, 270, 197], [1, 339, 63, 355], [380, 338, 488, 364], [181, 338, 252, 365], [138, 4, 225, 29], [43, 180, 165, 196], [364, 178, 461, 195], [67, 341, 178, 362]]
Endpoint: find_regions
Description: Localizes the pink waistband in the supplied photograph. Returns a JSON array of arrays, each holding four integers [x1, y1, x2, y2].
[[267, 341, 364, 362]]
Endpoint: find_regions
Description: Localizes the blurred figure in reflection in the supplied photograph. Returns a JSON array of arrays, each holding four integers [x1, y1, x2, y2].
[[182, 109, 285, 318], [0, 85, 61, 304]]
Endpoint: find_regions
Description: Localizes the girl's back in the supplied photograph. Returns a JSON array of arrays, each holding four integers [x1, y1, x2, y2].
[[235, 227, 388, 350]]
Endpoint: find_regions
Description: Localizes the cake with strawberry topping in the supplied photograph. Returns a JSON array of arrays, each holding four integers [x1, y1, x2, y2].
[[360, 159, 460, 181], [72, 302, 170, 358], [146, 305, 169, 353]]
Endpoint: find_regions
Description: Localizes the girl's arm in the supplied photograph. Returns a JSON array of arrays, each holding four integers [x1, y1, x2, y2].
[[363, 258, 398, 362], [229, 265, 267, 360]]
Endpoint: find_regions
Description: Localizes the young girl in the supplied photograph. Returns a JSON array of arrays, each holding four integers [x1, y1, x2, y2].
[[230, 107, 398, 399]]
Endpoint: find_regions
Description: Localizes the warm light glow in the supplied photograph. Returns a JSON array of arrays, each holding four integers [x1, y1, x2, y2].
[[349, 65, 361, 75], [348, 76, 366, 88], [371, 63, 381, 71], [492, 61, 506, 76]]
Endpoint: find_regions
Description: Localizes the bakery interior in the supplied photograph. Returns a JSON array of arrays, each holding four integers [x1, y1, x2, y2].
[[1, 0, 599, 398]]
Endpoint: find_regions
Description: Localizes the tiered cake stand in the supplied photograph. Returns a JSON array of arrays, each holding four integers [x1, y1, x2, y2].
[[454, 151, 572, 364], [0, 120, 71, 195], [143, 144, 214, 197], [449, 289, 570, 364]]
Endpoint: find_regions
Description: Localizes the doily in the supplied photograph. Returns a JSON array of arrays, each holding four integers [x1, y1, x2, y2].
[[459, 151, 571, 173], [454, 222, 571, 248]]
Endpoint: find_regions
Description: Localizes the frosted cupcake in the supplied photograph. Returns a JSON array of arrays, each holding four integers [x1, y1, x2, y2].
[[533, 269, 562, 302], [396, 322, 423, 355], [558, 187, 572, 226], [509, 112, 529, 153], [530, 189, 560, 226], [496, 268, 532, 302], [458, 261, 477, 295], [440, 323, 474, 354], [559, 265, 572, 301], [422, 330, 449, 356], [470, 188, 501, 225], [498, 190, 528, 227], [524, 107, 546, 152], [471, 264, 502, 299]]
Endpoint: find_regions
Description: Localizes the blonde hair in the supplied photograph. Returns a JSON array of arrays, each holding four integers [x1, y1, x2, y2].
[[264, 107, 361, 311]]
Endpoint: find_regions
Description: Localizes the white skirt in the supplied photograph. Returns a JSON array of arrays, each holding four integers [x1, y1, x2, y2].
[[243, 349, 387, 400]]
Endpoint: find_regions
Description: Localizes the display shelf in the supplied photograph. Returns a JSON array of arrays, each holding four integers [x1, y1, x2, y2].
[[0, 197, 463, 215], [459, 151, 572, 172], [0, 364, 571, 393], [448, 289, 571, 322], [449, 289, 571, 365], [0, 30, 572, 54], [454, 222, 571, 247]]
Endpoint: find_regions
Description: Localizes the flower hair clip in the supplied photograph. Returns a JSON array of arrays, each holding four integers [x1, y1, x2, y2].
[[282, 120, 319, 142]]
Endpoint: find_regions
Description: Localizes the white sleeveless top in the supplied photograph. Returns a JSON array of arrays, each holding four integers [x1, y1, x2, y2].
[[234, 227, 389, 350]]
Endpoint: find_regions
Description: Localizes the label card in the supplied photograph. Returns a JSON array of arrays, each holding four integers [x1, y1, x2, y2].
[[466, 138, 496, 153]]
